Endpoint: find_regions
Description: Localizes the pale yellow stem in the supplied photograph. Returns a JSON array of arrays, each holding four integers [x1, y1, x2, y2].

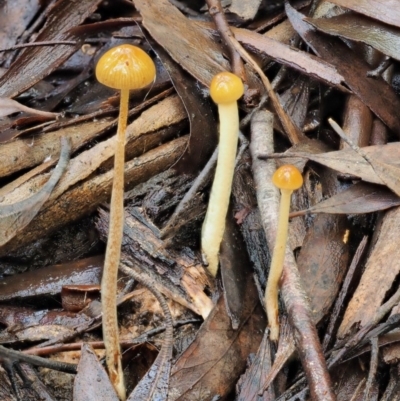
[[265, 188, 292, 341], [201, 102, 239, 276], [102, 89, 128, 400]]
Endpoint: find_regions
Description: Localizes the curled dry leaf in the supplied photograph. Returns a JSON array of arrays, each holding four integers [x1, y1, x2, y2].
[[0, 97, 57, 119]]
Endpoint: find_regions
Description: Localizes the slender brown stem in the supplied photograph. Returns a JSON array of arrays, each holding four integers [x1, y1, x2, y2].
[[206, 0, 246, 80], [102, 88, 129, 400], [0, 40, 77, 53]]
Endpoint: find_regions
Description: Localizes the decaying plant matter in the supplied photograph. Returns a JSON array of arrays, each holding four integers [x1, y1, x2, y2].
[[2, 0, 400, 400]]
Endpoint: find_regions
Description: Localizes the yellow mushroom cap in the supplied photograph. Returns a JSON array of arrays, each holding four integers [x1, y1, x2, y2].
[[210, 72, 244, 104], [272, 165, 303, 190], [96, 44, 156, 90]]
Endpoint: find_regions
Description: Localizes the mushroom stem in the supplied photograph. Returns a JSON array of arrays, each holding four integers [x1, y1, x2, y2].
[[201, 101, 239, 277], [101, 88, 129, 401], [265, 188, 292, 341]]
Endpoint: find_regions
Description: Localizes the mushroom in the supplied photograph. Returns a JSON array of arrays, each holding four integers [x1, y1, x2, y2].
[[201, 71, 244, 277], [265, 164, 303, 341], [95, 44, 156, 400]]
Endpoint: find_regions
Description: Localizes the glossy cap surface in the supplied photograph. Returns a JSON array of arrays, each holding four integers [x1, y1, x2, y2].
[[96, 44, 156, 90], [210, 72, 244, 104], [272, 165, 303, 190]]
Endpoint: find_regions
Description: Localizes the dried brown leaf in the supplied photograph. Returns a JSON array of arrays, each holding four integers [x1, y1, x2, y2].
[[0, 0, 102, 98], [285, 3, 400, 135], [132, 0, 229, 87], [306, 13, 400, 62], [154, 45, 217, 174], [230, 26, 347, 90], [73, 343, 119, 401], [169, 283, 265, 400], [297, 214, 349, 323], [328, 0, 400, 29], [338, 207, 400, 337], [282, 142, 400, 187], [237, 329, 275, 400], [294, 182, 400, 216], [329, 118, 400, 197]]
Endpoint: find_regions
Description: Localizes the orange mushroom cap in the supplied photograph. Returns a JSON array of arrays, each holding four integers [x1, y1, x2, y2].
[[272, 165, 303, 190], [210, 72, 244, 104], [96, 44, 156, 90]]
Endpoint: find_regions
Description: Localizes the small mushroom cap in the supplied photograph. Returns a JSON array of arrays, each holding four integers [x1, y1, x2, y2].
[[96, 44, 156, 90], [272, 165, 303, 190], [210, 72, 244, 104]]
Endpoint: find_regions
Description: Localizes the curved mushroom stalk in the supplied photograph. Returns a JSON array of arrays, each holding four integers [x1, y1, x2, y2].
[[96, 44, 156, 400], [201, 72, 244, 277], [265, 164, 303, 341]]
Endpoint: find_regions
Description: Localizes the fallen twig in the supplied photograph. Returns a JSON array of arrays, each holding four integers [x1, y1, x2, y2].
[[205, 0, 246, 80]]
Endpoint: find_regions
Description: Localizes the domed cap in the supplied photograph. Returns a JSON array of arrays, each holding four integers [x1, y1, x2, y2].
[[272, 165, 303, 190], [96, 44, 156, 90], [210, 72, 244, 104]]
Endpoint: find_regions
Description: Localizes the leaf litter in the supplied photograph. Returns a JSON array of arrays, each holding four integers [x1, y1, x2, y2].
[[2, 0, 400, 400]]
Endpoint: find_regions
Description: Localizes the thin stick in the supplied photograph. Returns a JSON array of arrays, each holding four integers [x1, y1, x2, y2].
[[0, 41, 77, 53], [102, 89, 129, 400], [0, 345, 77, 374], [206, 0, 246, 80]]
